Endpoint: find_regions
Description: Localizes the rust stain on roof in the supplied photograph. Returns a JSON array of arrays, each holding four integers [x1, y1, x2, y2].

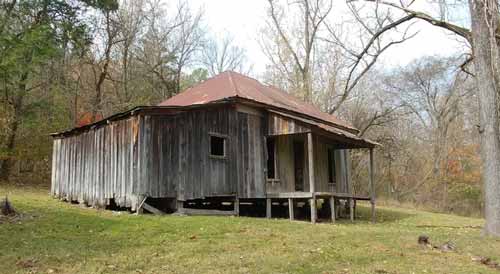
[[158, 71, 357, 132]]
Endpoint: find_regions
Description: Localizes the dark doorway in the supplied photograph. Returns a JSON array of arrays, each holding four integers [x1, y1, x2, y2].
[[267, 138, 277, 179], [293, 140, 305, 191]]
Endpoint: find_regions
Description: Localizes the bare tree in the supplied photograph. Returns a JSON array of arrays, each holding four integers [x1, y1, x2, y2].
[[385, 56, 473, 206], [201, 34, 250, 77], [346, 0, 500, 236], [90, 8, 122, 120], [262, 0, 413, 136], [323, 2, 417, 114], [113, 0, 146, 110], [170, 2, 205, 95], [264, 0, 333, 102], [135, 0, 204, 101]]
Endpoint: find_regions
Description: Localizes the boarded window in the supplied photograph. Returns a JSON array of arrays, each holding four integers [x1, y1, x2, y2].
[[210, 135, 226, 157], [328, 148, 336, 184], [267, 138, 277, 179]]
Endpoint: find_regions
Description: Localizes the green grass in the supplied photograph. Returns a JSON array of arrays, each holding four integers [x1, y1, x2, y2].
[[1, 185, 500, 274]]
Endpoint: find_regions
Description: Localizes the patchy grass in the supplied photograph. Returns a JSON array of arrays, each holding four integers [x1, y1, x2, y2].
[[1, 185, 500, 274]]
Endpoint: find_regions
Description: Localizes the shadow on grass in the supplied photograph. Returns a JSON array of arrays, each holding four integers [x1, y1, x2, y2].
[[343, 204, 416, 224]]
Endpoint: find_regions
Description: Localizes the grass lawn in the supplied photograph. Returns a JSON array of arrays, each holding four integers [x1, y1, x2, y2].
[[1, 185, 500, 274]]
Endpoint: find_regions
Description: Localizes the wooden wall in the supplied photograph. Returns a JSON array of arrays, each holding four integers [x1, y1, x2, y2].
[[268, 112, 310, 136], [236, 112, 267, 198], [51, 106, 268, 208], [51, 117, 140, 209], [139, 106, 267, 200], [51, 104, 353, 210], [138, 107, 258, 200], [266, 133, 351, 194]]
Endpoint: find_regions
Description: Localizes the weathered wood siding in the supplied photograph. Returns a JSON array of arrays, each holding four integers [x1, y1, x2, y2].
[[136, 106, 266, 200], [51, 117, 140, 209], [237, 112, 266, 198], [51, 104, 353, 208], [140, 107, 241, 200], [268, 112, 310, 135], [266, 133, 351, 194], [51, 106, 269, 207], [266, 135, 299, 193]]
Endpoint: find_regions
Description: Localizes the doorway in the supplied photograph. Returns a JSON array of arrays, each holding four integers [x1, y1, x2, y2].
[[293, 140, 305, 191]]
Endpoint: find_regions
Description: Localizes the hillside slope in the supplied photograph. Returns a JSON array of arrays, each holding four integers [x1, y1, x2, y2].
[[0, 185, 498, 274]]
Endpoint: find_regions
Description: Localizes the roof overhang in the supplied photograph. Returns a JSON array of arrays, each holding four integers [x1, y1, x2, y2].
[[267, 110, 379, 149], [50, 100, 234, 138], [51, 98, 377, 149]]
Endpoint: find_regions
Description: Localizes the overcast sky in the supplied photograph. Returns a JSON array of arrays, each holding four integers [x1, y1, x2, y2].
[[189, 0, 469, 76]]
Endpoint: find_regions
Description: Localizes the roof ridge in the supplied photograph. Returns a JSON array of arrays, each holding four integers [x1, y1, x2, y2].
[[227, 71, 240, 97], [157, 71, 357, 132]]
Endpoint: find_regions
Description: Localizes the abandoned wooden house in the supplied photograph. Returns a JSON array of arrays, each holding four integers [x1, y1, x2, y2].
[[50, 71, 377, 223]]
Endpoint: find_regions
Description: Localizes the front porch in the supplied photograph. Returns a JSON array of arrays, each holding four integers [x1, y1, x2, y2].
[[265, 191, 372, 223], [265, 110, 377, 223]]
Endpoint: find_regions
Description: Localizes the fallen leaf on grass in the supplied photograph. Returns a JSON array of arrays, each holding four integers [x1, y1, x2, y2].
[[472, 256, 500, 269], [16, 258, 37, 269]]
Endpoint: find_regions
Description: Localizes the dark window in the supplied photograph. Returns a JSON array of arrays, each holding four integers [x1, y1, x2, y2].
[[328, 148, 337, 183], [210, 135, 225, 157], [267, 138, 276, 179]]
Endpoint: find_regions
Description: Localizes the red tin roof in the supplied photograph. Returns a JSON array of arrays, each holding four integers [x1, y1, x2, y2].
[[158, 71, 357, 133]]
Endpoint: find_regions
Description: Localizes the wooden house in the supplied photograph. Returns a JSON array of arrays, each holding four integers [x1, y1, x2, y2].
[[50, 71, 377, 223]]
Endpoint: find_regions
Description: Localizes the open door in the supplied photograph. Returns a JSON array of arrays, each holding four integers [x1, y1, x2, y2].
[[293, 140, 305, 191]]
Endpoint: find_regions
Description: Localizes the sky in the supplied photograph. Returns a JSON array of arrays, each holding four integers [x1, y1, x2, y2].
[[189, 0, 469, 76]]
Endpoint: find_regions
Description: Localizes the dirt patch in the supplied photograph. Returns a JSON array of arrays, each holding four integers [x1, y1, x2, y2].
[[472, 256, 500, 271], [418, 235, 456, 252], [0, 213, 34, 224], [0, 196, 34, 224]]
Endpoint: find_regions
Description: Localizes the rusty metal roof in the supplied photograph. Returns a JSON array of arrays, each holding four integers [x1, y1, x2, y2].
[[158, 71, 358, 133]]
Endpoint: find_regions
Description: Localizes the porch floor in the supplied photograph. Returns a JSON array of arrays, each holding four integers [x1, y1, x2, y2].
[[265, 191, 374, 223]]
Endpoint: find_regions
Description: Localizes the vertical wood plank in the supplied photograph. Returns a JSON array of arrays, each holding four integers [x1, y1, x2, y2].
[[288, 198, 294, 221]]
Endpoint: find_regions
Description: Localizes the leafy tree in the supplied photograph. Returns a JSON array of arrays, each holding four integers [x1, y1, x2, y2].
[[0, 0, 117, 180]]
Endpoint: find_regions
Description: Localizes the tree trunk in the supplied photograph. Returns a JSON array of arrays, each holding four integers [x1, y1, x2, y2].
[[0, 77, 27, 181], [469, 0, 500, 236], [0, 117, 19, 181]]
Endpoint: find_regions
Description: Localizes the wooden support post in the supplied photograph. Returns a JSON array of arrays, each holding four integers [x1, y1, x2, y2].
[[310, 199, 317, 224], [143, 202, 165, 215], [307, 132, 317, 224], [136, 195, 146, 215], [369, 148, 376, 223], [234, 198, 240, 216], [349, 198, 354, 222], [288, 198, 294, 221], [354, 199, 357, 218], [329, 197, 336, 223], [176, 200, 184, 213], [266, 198, 272, 218]]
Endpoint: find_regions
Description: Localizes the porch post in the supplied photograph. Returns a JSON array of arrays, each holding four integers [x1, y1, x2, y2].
[[307, 132, 317, 223], [234, 197, 240, 216], [369, 148, 376, 223], [266, 198, 272, 218]]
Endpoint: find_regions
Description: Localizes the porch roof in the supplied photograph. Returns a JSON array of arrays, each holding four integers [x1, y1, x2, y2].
[[267, 110, 379, 149]]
